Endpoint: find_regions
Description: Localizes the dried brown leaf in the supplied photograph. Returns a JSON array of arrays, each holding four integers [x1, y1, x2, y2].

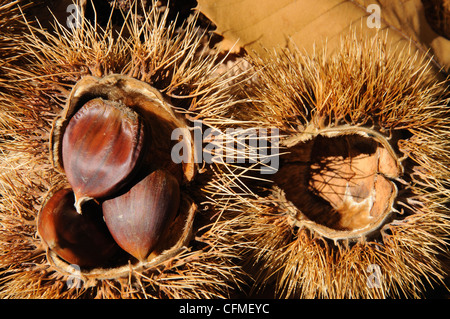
[[197, 0, 450, 72]]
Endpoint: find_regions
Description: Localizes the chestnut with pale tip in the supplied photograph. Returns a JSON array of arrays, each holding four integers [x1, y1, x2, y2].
[[37, 187, 121, 268], [102, 169, 181, 261], [61, 98, 146, 213]]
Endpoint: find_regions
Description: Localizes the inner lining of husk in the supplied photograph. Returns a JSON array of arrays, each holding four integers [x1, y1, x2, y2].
[[273, 132, 400, 237], [47, 195, 197, 278]]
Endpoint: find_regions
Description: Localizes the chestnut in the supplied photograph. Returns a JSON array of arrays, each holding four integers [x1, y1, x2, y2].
[[102, 169, 181, 261], [37, 187, 121, 268], [61, 98, 146, 213]]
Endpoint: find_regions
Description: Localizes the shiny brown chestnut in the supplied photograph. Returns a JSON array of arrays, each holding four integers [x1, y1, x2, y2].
[[61, 98, 145, 213], [102, 169, 181, 261], [51, 75, 197, 187], [37, 187, 121, 268]]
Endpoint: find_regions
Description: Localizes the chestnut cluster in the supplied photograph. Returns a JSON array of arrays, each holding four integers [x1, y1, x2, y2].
[[38, 76, 185, 268]]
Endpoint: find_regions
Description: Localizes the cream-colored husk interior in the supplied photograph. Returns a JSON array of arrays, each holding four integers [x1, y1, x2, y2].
[[273, 126, 402, 241]]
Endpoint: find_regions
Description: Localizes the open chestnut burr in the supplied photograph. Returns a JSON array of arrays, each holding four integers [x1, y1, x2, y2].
[[42, 74, 197, 269], [272, 127, 401, 241], [202, 35, 450, 298]]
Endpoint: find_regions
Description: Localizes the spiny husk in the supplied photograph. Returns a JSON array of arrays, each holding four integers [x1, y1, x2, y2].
[[0, 0, 35, 132], [203, 33, 450, 298], [0, 0, 29, 65], [0, 0, 245, 299]]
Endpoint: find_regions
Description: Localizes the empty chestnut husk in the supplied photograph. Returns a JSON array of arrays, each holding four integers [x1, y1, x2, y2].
[[62, 98, 146, 213], [37, 186, 121, 268], [102, 169, 181, 261]]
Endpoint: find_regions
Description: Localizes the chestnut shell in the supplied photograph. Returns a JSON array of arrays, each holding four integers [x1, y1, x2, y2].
[[102, 169, 181, 261], [37, 187, 121, 268], [62, 97, 145, 209], [51, 74, 197, 185]]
